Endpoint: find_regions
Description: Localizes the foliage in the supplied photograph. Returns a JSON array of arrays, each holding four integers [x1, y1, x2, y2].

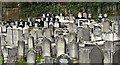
[[2, 2, 120, 19]]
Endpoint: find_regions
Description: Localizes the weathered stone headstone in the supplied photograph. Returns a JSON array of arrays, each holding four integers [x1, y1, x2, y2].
[[104, 41, 115, 52], [17, 41, 25, 62], [56, 36, 66, 57], [113, 49, 120, 65], [44, 56, 53, 65], [79, 48, 90, 65], [30, 30, 37, 44], [103, 21, 110, 33], [6, 55, 17, 65], [7, 27, 13, 45], [13, 27, 19, 46], [1, 46, 9, 63], [44, 28, 52, 38], [83, 12, 87, 18], [78, 12, 82, 18], [42, 38, 51, 57], [68, 32, 76, 43], [77, 27, 83, 42], [82, 27, 90, 41], [104, 50, 112, 65], [27, 49, 36, 65], [89, 46, 104, 65], [56, 54, 73, 65], [1, 35, 7, 46], [68, 40, 78, 59], [28, 36, 34, 50]]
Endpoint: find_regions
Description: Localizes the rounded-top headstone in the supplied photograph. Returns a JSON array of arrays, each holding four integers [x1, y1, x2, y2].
[[90, 46, 104, 63], [113, 49, 120, 65]]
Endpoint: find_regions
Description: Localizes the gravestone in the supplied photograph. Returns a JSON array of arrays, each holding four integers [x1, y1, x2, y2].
[[79, 48, 90, 65], [30, 30, 37, 43], [93, 26, 102, 36], [77, 27, 83, 42], [56, 36, 66, 57], [1, 46, 9, 63], [18, 29, 24, 41], [24, 32, 29, 45], [44, 28, 52, 38], [83, 13, 87, 18], [27, 49, 36, 65], [44, 56, 53, 65], [17, 41, 25, 62], [7, 27, 13, 45], [68, 40, 78, 59], [89, 46, 104, 65], [78, 12, 82, 18], [54, 19, 59, 28], [28, 36, 34, 50], [113, 49, 120, 65], [56, 54, 73, 65], [6, 55, 17, 65], [2, 25, 7, 33], [104, 50, 112, 65], [1, 35, 7, 46], [104, 41, 115, 52], [44, 18, 49, 28], [103, 21, 110, 33], [37, 29, 43, 38], [42, 38, 51, 57], [82, 27, 90, 41], [13, 28, 19, 46], [68, 32, 76, 43]]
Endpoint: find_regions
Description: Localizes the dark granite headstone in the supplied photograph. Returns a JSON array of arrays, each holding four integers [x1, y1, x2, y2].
[[113, 49, 120, 65], [89, 46, 104, 65]]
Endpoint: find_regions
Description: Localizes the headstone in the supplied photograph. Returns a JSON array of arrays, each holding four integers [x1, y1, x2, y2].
[[13, 27, 19, 46], [56, 54, 73, 65], [42, 38, 51, 57], [88, 13, 92, 19], [104, 41, 115, 52], [37, 29, 43, 38], [77, 27, 83, 42], [1, 46, 8, 63], [6, 55, 17, 65], [2, 25, 7, 33], [68, 32, 76, 43], [113, 49, 120, 65], [98, 14, 103, 19], [17, 41, 25, 57], [44, 18, 49, 28], [7, 27, 13, 45], [54, 19, 60, 28], [104, 50, 112, 65], [82, 28, 90, 41], [103, 21, 110, 33], [79, 48, 90, 65], [89, 46, 104, 65], [44, 28, 52, 38], [27, 49, 36, 65], [83, 13, 87, 18], [30, 30, 37, 43], [56, 36, 66, 57], [1, 35, 7, 46], [24, 32, 29, 45], [78, 12, 82, 18], [28, 36, 34, 50], [68, 40, 78, 59], [44, 56, 53, 65]]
